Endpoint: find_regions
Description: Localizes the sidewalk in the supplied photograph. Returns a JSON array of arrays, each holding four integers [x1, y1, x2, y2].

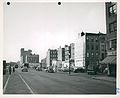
[[92, 75, 116, 83], [56, 71, 116, 83]]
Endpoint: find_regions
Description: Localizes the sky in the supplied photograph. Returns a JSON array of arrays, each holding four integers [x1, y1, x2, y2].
[[3, 2, 106, 62]]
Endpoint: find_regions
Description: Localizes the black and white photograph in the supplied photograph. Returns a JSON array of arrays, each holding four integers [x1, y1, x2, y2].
[[2, 0, 118, 95]]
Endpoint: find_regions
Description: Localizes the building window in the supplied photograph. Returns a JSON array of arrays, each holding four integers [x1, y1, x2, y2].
[[96, 38, 98, 42], [87, 37, 89, 41], [91, 53, 94, 56], [96, 45, 98, 50], [87, 44, 89, 50], [91, 45, 94, 50], [91, 38, 94, 42], [109, 21, 117, 34], [111, 39, 117, 50], [101, 53, 105, 60], [96, 52, 98, 56], [87, 53, 89, 57], [109, 4, 117, 16], [101, 45, 105, 51]]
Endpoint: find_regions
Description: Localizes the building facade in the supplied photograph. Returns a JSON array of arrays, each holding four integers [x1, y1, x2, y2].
[[46, 49, 58, 67], [20, 48, 39, 67], [75, 33, 85, 68], [41, 58, 47, 69], [85, 33, 106, 71], [57, 46, 65, 69], [20, 48, 32, 64], [101, 2, 117, 76], [64, 45, 70, 68], [58, 46, 65, 61], [75, 32, 106, 71], [69, 43, 75, 67]]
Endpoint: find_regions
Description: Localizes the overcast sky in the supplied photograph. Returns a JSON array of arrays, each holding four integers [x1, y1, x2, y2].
[[3, 2, 106, 62]]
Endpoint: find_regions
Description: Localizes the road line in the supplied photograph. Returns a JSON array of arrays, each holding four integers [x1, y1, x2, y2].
[[19, 74, 34, 94], [3, 75, 10, 93]]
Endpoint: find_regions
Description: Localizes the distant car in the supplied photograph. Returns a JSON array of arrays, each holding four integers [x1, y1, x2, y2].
[[73, 67, 85, 73], [48, 68, 54, 73], [47, 66, 54, 73], [87, 65, 96, 75], [62, 68, 69, 72], [44, 69, 48, 72], [21, 67, 28, 72], [36, 66, 42, 71]]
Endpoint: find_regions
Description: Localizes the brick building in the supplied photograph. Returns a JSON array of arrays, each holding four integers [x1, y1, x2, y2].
[[101, 2, 117, 76], [75, 32, 106, 71], [20, 48, 39, 67], [46, 49, 58, 67]]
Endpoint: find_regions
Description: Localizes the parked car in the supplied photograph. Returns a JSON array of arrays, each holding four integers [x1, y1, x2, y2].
[[73, 67, 85, 73], [36, 66, 42, 71], [43, 68, 48, 72], [47, 66, 54, 73], [21, 67, 28, 72], [62, 68, 69, 72], [87, 65, 96, 75]]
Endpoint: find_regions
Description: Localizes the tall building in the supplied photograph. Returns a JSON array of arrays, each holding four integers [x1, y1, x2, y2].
[[101, 2, 117, 76], [69, 43, 75, 60], [20, 48, 39, 67], [20, 48, 32, 64], [46, 49, 58, 67], [75, 33, 85, 68], [69, 43, 75, 67], [58, 46, 65, 61], [64, 45, 70, 68], [57, 46, 65, 69], [75, 32, 106, 70]]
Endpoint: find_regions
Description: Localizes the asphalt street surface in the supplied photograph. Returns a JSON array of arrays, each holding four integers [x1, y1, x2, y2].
[[3, 68, 116, 94]]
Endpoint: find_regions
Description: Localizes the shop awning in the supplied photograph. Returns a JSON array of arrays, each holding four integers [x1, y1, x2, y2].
[[100, 56, 116, 65]]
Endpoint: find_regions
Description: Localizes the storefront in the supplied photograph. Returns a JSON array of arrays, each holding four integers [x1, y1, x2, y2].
[[100, 55, 116, 77]]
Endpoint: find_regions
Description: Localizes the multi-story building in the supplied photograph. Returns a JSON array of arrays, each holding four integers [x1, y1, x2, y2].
[[25, 54, 39, 63], [64, 45, 70, 68], [69, 43, 75, 60], [57, 46, 65, 69], [41, 58, 47, 69], [20, 48, 32, 64], [46, 49, 58, 67], [20, 48, 39, 67], [99, 33, 107, 61], [101, 2, 117, 76], [58, 46, 65, 61], [69, 43, 75, 67], [75, 33, 85, 68], [75, 32, 106, 71]]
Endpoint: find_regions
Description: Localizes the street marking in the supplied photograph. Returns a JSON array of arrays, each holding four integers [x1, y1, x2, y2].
[[3, 75, 10, 93], [19, 74, 34, 94]]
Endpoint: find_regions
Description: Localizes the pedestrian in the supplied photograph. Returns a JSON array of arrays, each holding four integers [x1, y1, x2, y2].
[[9, 65, 11, 75], [13, 66, 15, 72]]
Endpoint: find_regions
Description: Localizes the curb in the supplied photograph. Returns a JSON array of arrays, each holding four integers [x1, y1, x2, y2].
[[92, 77, 116, 83]]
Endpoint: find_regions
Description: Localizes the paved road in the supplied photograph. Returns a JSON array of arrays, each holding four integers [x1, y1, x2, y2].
[[3, 68, 116, 94]]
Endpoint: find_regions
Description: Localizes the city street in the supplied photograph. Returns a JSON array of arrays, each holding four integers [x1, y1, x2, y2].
[[3, 68, 116, 94]]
